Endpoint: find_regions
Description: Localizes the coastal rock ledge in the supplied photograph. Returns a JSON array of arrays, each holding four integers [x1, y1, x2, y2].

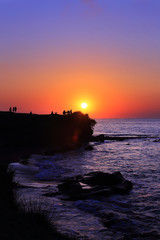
[[57, 171, 133, 200]]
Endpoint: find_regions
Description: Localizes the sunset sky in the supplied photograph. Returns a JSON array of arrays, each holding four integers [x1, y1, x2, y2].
[[0, 0, 160, 118]]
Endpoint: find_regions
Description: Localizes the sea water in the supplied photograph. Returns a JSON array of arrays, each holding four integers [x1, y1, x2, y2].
[[10, 119, 160, 239]]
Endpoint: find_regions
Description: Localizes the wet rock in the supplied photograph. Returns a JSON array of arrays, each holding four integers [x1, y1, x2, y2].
[[91, 134, 148, 142], [80, 171, 125, 186], [58, 171, 133, 200], [113, 180, 133, 194], [58, 179, 82, 195], [85, 145, 94, 151], [91, 134, 105, 142]]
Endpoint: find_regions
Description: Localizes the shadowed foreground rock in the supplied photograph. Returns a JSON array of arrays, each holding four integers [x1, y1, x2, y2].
[[58, 171, 133, 200], [0, 164, 73, 240]]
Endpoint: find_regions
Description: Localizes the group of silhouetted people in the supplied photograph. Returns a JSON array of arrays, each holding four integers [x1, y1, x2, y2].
[[51, 111, 57, 115], [63, 110, 72, 115], [8, 107, 73, 115], [50, 110, 72, 115], [9, 106, 17, 113]]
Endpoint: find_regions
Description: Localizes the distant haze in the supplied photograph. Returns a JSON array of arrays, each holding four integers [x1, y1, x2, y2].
[[0, 0, 160, 118]]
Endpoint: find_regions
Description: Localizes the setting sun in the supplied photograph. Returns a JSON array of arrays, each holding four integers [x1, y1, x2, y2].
[[81, 102, 88, 109]]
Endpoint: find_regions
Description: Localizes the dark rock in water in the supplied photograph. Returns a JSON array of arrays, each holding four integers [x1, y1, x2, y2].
[[112, 180, 133, 194], [58, 179, 82, 195], [91, 134, 128, 142], [85, 145, 94, 151], [91, 134, 105, 142], [80, 171, 126, 187], [91, 134, 149, 142], [153, 138, 160, 142], [58, 171, 133, 200]]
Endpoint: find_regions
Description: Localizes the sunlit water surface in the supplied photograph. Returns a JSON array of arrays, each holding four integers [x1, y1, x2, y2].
[[10, 119, 160, 239]]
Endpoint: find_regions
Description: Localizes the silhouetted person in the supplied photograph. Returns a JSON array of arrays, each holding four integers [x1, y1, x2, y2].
[[51, 111, 53, 115], [30, 111, 32, 114], [63, 110, 66, 115], [9, 107, 12, 112], [70, 109, 72, 114]]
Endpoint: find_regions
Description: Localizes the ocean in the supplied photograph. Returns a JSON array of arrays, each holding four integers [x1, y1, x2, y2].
[[10, 119, 160, 239]]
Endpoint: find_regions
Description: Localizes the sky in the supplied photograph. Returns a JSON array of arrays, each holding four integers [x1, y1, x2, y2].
[[0, 0, 160, 118]]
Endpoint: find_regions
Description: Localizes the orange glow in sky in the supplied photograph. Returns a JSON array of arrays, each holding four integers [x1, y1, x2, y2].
[[0, 55, 160, 118], [0, 1, 160, 118]]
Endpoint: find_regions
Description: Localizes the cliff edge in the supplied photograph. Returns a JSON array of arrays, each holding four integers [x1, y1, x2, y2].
[[0, 111, 96, 152]]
